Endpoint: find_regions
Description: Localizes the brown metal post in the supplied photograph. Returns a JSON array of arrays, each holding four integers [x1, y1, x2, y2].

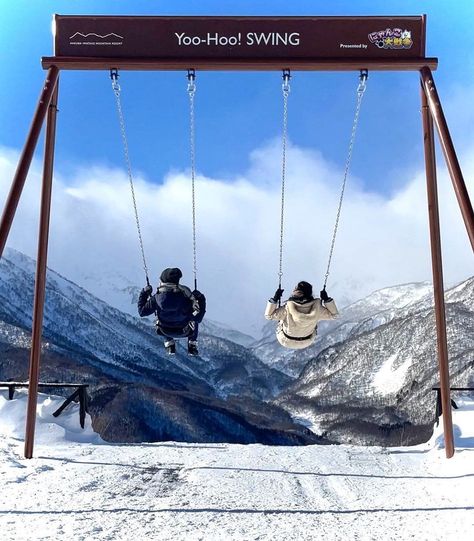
[[0, 67, 59, 259], [420, 66, 474, 252], [24, 81, 59, 459], [420, 81, 454, 458]]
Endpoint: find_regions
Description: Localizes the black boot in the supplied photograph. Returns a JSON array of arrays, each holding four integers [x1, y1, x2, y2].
[[187, 341, 198, 356], [164, 340, 176, 355]]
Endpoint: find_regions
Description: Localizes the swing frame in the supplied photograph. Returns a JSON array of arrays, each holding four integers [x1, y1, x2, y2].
[[0, 15, 473, 459]]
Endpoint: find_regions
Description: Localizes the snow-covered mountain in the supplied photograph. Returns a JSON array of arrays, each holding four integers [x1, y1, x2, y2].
[[276, 277, 474, 445], [0, 248, 312, 445], [2, 247, 472, 447], [200, 318, 256, 347]]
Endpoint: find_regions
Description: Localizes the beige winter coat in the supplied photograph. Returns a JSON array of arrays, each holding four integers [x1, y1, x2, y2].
[[265, 297, 339, 349]]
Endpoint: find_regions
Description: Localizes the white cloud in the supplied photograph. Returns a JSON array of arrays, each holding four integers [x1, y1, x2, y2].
[[0, 140, 473, 336]]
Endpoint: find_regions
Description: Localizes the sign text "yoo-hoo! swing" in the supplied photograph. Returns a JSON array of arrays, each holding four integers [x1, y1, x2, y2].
[[174, 32, 301, 47]]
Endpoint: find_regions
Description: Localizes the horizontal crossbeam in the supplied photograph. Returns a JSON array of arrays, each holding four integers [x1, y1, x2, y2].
[[41, 56, 438, 71]]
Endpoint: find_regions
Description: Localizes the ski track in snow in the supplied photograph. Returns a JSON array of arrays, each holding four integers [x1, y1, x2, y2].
[[1, 439, 473, 540]]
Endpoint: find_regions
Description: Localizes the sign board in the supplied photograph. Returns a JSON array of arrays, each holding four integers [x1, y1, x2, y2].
[[53, 15, 426, 60]]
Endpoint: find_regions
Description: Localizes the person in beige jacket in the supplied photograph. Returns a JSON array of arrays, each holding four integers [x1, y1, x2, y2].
[[265, 281, 338, 349]]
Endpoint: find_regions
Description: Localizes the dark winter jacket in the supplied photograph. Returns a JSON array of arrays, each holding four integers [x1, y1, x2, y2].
[[138, 283, 206, 335]]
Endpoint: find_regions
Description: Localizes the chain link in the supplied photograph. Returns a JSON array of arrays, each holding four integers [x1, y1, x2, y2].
[[278, 70, 291, 288], [187, 70, 198, 289], [110, 70, 150, 284], [323, 70, 368, 288]]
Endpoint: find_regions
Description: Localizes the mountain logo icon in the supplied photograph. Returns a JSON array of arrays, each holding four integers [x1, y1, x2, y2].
[[68, 32, 125, 47], [69, 32, 124, 40]]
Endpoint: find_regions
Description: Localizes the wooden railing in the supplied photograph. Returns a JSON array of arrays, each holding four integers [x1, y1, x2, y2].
[[0, 382, 89, 428], [432, 387, 474, 426]]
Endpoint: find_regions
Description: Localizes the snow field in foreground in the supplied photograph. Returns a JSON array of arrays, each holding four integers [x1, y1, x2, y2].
[[0, 391, 473, 540]]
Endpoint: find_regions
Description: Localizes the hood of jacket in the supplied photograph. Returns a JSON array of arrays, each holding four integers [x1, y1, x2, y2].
[[286, 298, 321, 325]]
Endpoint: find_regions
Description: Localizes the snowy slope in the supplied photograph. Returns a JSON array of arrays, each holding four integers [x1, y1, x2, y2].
[[277, 287, 474, 446], [0, 390, 473, 541]]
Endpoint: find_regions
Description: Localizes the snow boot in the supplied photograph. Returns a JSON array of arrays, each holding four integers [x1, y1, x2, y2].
[[164, 340, 176, 355], [187, 341, 199, 356]]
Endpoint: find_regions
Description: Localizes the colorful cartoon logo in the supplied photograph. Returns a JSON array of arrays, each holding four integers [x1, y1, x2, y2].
[[368, 28, 413, 50]]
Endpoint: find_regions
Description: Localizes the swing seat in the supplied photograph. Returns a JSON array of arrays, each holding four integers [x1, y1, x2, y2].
[[155, 320, 196, 339]]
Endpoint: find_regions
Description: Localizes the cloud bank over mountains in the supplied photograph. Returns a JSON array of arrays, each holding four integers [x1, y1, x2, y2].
[[0, 140, 472, 334]]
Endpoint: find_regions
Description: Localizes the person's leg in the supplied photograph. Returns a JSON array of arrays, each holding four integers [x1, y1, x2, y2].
[[156, 327, 176, 354], [164, 338, 176, 354], [187, 322, 199, 355], [188, 321, 198, 341]]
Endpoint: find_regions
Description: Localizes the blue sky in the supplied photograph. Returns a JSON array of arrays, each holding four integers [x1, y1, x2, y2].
[[1, 1, 473, 334], [1, 0, 473, 192]]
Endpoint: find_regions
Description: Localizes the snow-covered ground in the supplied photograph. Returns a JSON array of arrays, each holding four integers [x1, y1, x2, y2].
[[1, 391, 473, 540]]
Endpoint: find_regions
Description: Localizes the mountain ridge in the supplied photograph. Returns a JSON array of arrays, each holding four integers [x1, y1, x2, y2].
[[0, 247, 310, 445], [1, 247, 471, 447]]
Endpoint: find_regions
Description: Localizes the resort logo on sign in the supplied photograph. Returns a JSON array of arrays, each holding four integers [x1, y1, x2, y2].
[[368, 28, 413, 50], [69, 32, 124, 47]]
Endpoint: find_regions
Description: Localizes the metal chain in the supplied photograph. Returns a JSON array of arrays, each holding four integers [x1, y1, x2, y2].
[[110, 69, 150, 285], [323, 70, 368, 289], [278, 70, 291, 290], [187, 69, 198, 290]]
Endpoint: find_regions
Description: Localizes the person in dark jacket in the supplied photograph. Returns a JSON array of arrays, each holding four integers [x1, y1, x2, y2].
[[138, 267, 206, 355]]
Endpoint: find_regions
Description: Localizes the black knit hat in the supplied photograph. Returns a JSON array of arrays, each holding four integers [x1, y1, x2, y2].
[[160, 267, 183, 284], [296, 281, 313, 298]]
